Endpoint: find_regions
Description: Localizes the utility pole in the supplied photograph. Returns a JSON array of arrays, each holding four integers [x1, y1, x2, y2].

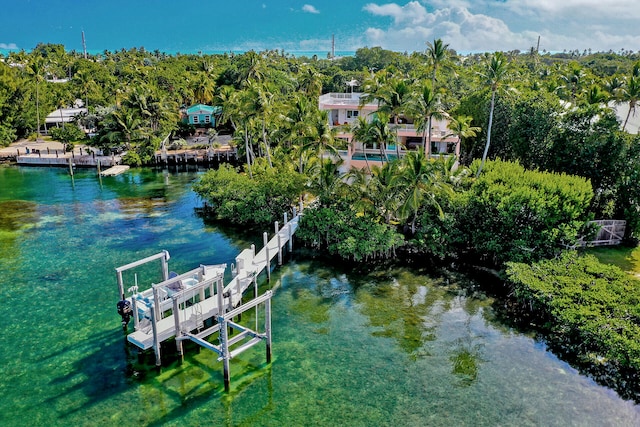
[[82, 31, 87, 59]]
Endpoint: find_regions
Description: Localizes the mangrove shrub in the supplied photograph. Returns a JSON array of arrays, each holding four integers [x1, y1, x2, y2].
[[459, 160, 593, 265], [193, 161, 305, 226], [507, 251, 640, 371]]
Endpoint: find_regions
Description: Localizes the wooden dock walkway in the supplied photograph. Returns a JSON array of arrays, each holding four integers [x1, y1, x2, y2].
[[115, 209, 301, 389]]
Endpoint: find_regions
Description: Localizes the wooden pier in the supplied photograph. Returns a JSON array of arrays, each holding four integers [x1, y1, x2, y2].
[[155, 147, 238, 166], [115, 208, 301, 390]]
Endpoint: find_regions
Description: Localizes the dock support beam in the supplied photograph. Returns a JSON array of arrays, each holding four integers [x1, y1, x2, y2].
[[264, 232, 270, 282], [266, 298, 272, 363], [150, 303, 161, 366], [173, 297, 183, 359], [275, 221, 282, 265]]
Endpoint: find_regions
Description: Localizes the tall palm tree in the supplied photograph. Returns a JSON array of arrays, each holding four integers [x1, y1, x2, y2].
[[192, 72, 216, 105], [313, 109, 339, 164], [297, 65, 323, 98], [620, 76, 640, 131], [27, 58, 44, 140], [560, 62, 586, 103], [408, 81, 445, 157], [395, 148, 446, 234], [369, 161, 401, 224], [445, 115, 480, 160], [477, 52, 509, 177], [376, 77, 411, 158], [426, 38, 450, 88], [357, 112, 396, 163], [107, 107, 144, 149]]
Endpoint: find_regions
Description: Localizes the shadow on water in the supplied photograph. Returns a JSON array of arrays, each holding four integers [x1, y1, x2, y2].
[[44, 329, 131, 418]]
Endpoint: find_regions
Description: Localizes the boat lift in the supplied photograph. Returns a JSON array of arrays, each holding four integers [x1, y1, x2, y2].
[[114, 208, 301, 390]]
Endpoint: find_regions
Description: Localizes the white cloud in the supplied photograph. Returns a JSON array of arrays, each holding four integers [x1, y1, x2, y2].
[[364, 1, 428, 25], [361, 1, 640, 52], [0, 43, 18, 50], [302, 4, 320, 14]]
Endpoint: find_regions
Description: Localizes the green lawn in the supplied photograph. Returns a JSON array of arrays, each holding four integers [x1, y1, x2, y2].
[[586, 245, 640, 276]]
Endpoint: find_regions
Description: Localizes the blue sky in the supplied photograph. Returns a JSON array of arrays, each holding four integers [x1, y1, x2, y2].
[[1, 1, 638, 54]]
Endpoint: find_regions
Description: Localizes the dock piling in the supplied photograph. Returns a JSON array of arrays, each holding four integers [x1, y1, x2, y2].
[[275, 221, 282, 265], [265, 298, 272, 363], [264, 232, 270, 282]]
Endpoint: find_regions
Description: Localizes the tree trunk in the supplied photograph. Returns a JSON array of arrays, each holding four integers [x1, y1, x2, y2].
[[244, 129, 253, 179], [623, 101, 635, 131], [477, 90, 496, 177]]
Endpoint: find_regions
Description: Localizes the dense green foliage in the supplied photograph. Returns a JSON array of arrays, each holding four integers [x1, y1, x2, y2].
[[192, 160, 305, 226], [507, 251, 640, 371], [456, 160, 593, 265], [297, 204, 404, 261], [4, 41, 640, 395]]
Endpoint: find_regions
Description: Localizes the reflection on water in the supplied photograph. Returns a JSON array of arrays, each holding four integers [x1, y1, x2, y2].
[[0, 166, 638, 426]]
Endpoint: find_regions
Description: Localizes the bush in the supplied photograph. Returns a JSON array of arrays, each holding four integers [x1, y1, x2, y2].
[[458, 160, 593, 266], [193, 160, 305, 226], [507, 251, 640, 372], [297, 203, 404, 261], [49, 125, 86, 143]]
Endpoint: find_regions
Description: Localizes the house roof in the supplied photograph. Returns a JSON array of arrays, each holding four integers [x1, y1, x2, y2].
[[186, 104, 221, 115], [45, 107, 87, 124]]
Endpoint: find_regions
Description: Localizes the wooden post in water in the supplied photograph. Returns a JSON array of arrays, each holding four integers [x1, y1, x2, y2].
[[288, 223, 293, 252], [173, 296, 183, 359], [117, 270, 125, 299], [161, 250, 169, 281], [97, 159, 101, 176], [150, 299, 162, 366], [275, 221, 282, 265], [264, 232, 270, 282], [216, 279, 231, 391], [68, 158, 74, 176], [265, 297, 272, 363]]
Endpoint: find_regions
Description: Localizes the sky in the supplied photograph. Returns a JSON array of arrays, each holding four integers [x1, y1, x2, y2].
[[0, 1, 638, 55]]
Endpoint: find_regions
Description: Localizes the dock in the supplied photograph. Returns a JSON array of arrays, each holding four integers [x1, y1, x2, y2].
[[100, 165, 130, 176], [115, 208, 302, 390]]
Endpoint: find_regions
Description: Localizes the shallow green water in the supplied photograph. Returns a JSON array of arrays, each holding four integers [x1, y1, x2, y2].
[[0, 165, 638, 426]]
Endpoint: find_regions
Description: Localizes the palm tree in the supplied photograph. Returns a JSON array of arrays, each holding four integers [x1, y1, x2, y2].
[[192, 72, 216, 104], [368, 161, 401, 224], [216, 85, 255, 177], [352, 112, 396, 163], [395, 148, 447, 234], [477, 52, 509, 177], [426, 38, 450, 88], [245, 81, 277, 167], [560, 62, 586, 103], [408, 81, 445, 157], [376, 77, 411, 158], [106, 107, 144, 149], [445, 115, 480, 160], [313, 109, 339, 163], [350, 116, 374, 170], [27, 58, 44, 140], [620, 75, 640, 131], [297, 65, 323, 98]]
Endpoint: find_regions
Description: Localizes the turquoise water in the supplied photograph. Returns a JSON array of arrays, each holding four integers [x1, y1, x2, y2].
[[0, 165, 639, 426]]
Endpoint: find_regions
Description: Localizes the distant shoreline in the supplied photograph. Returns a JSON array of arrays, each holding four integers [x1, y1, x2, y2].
[[0, 47, 356, 58]]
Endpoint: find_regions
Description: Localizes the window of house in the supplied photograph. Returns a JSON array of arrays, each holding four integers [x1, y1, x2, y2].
[[346, 110, 359, 119], [193, 115, 199, 124], [204, 115, 211, 124]]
